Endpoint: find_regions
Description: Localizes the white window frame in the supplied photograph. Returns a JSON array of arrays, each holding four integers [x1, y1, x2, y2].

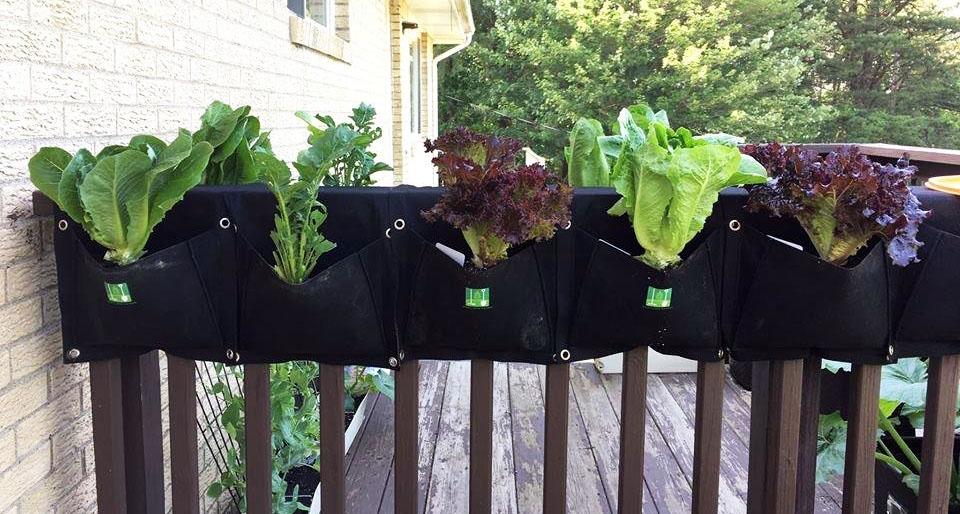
[[289, 0, 335, 29], [408, 37, 422, 134]]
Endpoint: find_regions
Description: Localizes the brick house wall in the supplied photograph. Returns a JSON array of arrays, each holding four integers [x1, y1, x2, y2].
[[0, 0, 402, 510]]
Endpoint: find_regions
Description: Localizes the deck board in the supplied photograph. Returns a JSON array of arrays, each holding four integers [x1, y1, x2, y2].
[[345, 361, 844, 514]]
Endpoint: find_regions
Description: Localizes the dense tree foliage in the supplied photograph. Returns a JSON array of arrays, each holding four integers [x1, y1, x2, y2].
[[438, 0, 960, 166]]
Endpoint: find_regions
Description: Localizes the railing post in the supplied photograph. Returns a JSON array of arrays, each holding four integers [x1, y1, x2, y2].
[[395, 360, 420, 514], [168, 355, 200, 514], [120, 351, 165, 514], [90, 358, 128, 514], [796, 356, 822, 514], [692, 360, 724, 514], [841, 363, 882, 514], [543, 362, 570, 513], [747, 361, 770, 514], [918, 355, 960, 514], [469, 359, 494, 514], [618, 346, 648, 514], [764, 359, 803, 514], [244, 364, 272, 514], [320, 364, 346, 514]]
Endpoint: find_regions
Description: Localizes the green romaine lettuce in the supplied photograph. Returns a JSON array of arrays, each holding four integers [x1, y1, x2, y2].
[[194, 100, 272, 185], [565, 118, 609, 186], [604, 105, 767, 269], [30, 131, 213, 265]]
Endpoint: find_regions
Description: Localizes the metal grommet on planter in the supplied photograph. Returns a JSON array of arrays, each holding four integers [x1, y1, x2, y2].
[[388, 356, 400, 367], [66, 348, 80, 360], [385, 228, 391, 238], [563, 220, 572, 230], [728, 219, 741, 232], [57, 220, 69, 231], [559, 349, 571, 362], [226, 349, 240, 362], [393, 218, 405, 231], [887, 344, 896, 361], [219, 217, 231, 230]]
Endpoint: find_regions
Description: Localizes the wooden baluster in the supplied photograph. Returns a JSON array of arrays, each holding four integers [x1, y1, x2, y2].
[[543, 362, 570, 513], [168, 356, 200, 514], [121, 351, 165, 514], [918, 355, 960, 514], [244, 364, 272, 514], [692, 361, 725, 514], [90, 358, 128, 514], [618, 347, 648, 514], [320, 363, 346, 514], [746, 361, 770, 514], [395, 360, 420, 514], [796, 356, 822, 514], [764, 359, 803, 514], [470, 359, 494, 513], [841, 363, 882, 514]]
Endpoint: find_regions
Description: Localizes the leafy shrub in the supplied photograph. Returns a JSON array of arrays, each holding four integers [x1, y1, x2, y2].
[[29, 131, 213, 265], [422, 127, 573, 268]]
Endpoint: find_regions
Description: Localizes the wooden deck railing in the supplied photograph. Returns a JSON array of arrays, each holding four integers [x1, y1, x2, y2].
[[36, 142, 960, 513], [84, 352, 960, 514]]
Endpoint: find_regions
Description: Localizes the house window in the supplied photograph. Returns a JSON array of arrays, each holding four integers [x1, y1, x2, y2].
[[409, 41, 421, 133], [289, 0, 334, 28]]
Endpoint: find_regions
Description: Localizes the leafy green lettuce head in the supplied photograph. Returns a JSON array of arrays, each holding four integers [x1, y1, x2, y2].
[[194, 101, 272, 185], [606, 105, 768, 269], [30, 131, 213, 265]]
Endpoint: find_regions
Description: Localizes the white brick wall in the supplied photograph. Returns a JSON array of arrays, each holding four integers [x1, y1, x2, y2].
[[0, 0, 394, 510]]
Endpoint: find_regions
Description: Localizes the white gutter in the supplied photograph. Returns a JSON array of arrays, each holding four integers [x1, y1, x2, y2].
[[430, 0, 475, 138]]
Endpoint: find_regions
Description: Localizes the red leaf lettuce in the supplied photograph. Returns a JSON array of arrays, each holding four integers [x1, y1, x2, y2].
[[423, 128, 573, 268], [741, 143, 929, 266]]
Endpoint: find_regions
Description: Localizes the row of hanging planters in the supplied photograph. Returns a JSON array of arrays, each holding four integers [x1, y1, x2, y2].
[[32, 103, 959, 369]]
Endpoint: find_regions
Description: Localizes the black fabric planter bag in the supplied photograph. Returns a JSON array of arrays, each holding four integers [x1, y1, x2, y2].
[[53, 194, 238, 363], [891, 224, 960, 357], [401, 231, 557, 362], [567, 228, 725, 362], [225, 186, 398, 367], [391, 187, 558, 363], [728, 224, 890, 363], [563, 188, 726, 362]]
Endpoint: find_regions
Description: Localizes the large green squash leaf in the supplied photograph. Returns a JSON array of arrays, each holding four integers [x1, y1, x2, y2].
[[566, 118, 609, 186]]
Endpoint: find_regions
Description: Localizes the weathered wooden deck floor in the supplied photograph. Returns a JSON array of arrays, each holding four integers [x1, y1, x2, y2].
[[343, 361, 844, 513]]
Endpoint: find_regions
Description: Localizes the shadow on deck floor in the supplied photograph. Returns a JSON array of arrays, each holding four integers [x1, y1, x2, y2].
[[343, 361, 844, 513]]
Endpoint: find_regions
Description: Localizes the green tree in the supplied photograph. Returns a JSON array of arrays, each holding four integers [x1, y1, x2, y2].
[[438, 0, 960, 167]]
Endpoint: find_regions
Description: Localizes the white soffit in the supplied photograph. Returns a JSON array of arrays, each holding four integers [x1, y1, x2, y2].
[[408, 0, 474, 44]]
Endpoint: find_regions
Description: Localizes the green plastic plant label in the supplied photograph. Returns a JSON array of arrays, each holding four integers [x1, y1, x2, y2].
[[645, 286, 672, 309], [104, 282, 133, 304], [465, 287, 491, 309]]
